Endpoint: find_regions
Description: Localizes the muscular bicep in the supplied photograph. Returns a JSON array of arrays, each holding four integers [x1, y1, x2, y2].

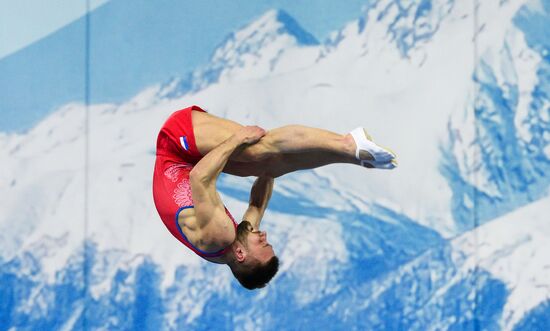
[[189, 169, 225, 228]]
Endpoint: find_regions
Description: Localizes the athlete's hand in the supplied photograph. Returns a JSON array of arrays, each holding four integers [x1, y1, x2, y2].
[[235, 126, 266, 145]]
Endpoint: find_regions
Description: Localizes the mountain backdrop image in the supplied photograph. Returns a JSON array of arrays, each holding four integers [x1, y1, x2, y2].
[[1, 0, 549, 330]]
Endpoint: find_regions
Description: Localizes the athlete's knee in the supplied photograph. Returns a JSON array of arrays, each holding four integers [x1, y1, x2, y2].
[[261, 155, 287, 178], [264, 168, 285, 178], [235, 142, 274, 163]]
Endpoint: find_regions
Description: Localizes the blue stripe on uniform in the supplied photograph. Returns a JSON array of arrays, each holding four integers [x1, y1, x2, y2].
[[180, 136, 189, 150], [174, 206, 226, 257]]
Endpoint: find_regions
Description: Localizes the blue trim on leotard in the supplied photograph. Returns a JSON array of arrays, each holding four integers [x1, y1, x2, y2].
[[174, 205, 229, 257]]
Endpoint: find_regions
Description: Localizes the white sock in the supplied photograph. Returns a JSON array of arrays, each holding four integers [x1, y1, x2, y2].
[[349, 127, 396, 164]]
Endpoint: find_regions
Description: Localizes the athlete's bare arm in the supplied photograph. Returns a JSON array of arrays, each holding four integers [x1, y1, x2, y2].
[[190, 126, 266, 228], [243, 177, 274, 229]]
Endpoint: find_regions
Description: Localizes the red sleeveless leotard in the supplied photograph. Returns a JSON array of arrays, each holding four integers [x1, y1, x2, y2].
[[152, 105, 237, 259]]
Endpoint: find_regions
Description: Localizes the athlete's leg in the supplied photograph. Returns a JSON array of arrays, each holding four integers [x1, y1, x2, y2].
[[249, 125, 356, 159], [192, 110, 356, 163], [264, 151, 358, 178], [222, 151, 358, 178], [222, 161, 265, 177]]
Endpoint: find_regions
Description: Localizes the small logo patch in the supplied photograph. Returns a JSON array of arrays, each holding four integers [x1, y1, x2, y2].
[[180, 136, 189, 150]]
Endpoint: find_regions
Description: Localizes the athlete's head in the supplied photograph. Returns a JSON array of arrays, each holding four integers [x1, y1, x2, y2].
[[228, 220, 279, 290]]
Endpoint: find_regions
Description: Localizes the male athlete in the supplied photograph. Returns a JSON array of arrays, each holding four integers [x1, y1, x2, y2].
[[152, 105, 397, 289]]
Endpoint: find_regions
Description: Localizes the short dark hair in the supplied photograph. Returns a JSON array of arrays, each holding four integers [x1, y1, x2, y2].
[[231, 256, 280, 290]]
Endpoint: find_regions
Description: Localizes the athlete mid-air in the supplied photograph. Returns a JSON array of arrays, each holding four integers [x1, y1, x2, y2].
[[153, 105, 397, 289]]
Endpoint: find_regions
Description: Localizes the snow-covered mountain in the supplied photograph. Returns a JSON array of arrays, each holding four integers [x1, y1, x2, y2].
[[441, 0, 550, 231], [1, 0, 549, 330], [163, 9, 321, 98]]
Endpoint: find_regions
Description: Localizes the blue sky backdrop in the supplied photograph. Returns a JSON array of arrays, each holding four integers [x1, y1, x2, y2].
[[1, 0, 369, 60], [0, 0, 369, 132]]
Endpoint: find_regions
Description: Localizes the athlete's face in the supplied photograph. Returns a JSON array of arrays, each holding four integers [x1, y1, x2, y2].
[[237, 221, 275, 264]]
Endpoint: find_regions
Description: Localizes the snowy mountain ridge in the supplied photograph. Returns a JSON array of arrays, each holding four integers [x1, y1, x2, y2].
[[441, 0, 550, 231], [164, 9, 321, 98], [451, 194, 550, 330]]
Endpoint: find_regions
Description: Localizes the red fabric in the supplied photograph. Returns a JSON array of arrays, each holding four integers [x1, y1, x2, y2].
[[152, 105, 237, 259], [155, 105, 205, 164]]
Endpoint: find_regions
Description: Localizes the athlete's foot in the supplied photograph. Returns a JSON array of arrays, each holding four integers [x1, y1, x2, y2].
[[360, 158, 398, 169], [348, 127, 397, 169]]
